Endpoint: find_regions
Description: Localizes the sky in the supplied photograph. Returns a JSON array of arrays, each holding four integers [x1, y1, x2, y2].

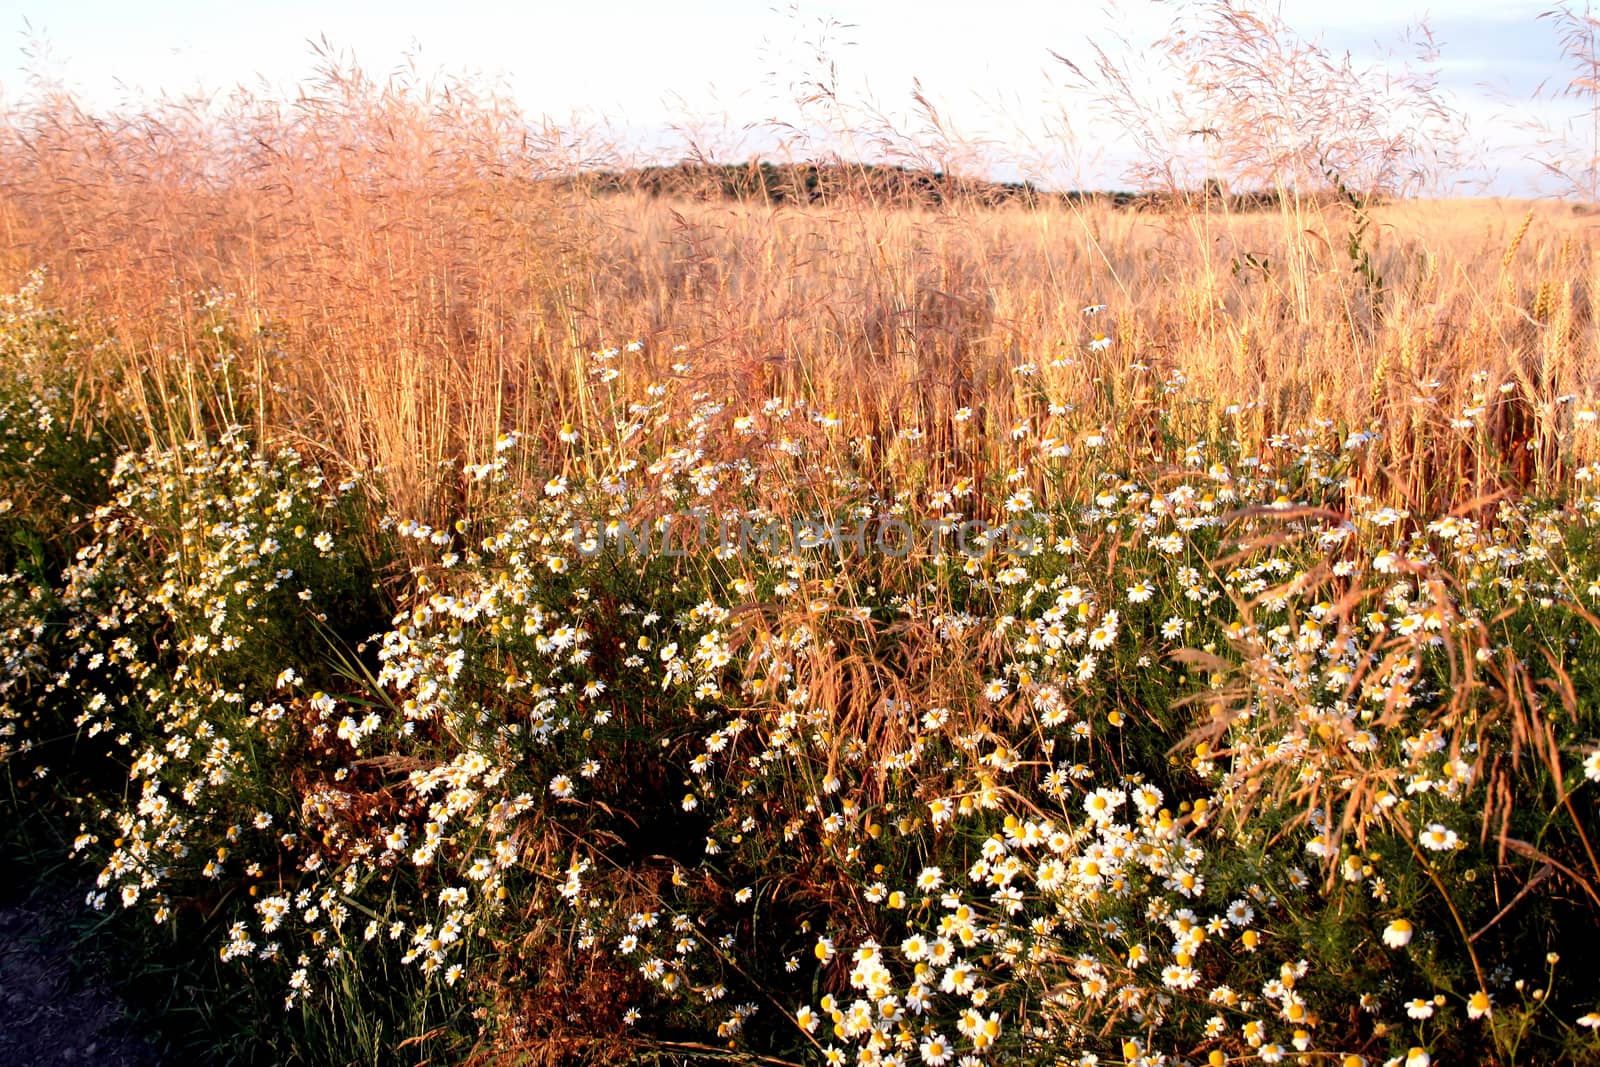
[[0, 0, 1587, 196]]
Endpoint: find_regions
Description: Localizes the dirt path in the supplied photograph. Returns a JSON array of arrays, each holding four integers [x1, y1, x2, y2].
[[0, 895, 163, 1066]]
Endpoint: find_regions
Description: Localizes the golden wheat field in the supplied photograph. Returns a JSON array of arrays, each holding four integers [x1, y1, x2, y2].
[[2, 21, 1600, 1067]]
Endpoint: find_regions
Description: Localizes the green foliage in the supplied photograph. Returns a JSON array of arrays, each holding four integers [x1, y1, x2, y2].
[[1323, 159, 1388, 327], [0, 276, 113, 579], [4, 291, 1600, 1067]]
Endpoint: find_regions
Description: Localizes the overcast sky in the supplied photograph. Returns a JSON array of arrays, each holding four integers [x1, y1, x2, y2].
[[0, 0, 1585, 196]]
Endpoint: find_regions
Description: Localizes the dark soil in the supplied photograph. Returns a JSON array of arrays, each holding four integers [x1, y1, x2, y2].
[[0, 894, 163, 1066]]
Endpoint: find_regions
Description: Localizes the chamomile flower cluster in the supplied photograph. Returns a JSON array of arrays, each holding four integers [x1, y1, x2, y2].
[[3, 297, 1600, 1065]]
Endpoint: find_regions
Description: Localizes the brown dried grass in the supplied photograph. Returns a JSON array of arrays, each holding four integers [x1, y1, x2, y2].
[[0, 28, 1596, 523]]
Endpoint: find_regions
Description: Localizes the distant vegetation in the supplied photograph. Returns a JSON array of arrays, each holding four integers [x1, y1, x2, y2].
[[574, 160, 1323, 212]]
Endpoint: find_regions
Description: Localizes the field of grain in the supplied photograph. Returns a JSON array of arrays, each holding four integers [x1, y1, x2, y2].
[[2, 35, 1600, 1067]]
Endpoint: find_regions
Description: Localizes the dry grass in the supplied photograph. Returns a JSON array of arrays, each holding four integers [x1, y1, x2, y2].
[[0, 56, 1596, 523], [5, 23, 1600, 1063]]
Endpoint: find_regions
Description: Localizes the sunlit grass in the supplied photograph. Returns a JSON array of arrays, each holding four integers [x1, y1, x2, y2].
[[1, 29, 1600, 1067]]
